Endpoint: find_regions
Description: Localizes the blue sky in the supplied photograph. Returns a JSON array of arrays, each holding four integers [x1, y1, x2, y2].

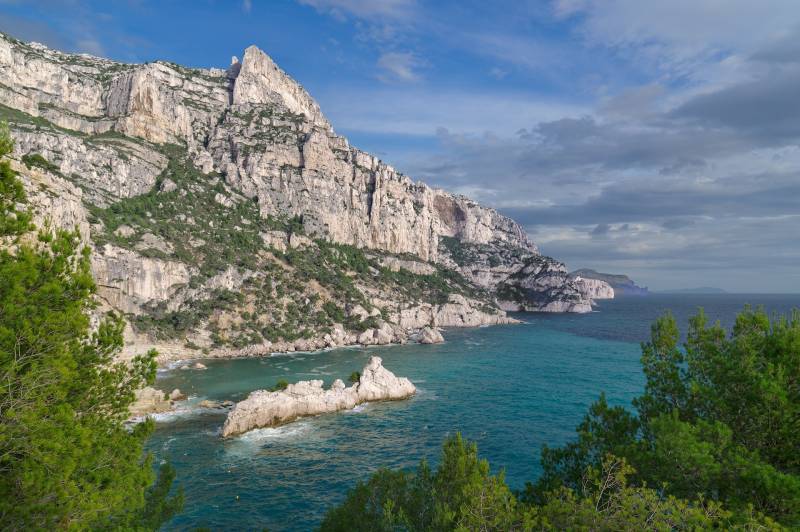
[[2, 0, 800, 292]]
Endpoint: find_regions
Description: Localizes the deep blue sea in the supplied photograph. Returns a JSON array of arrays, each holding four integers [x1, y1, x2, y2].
[[149, 294, 799, 531]]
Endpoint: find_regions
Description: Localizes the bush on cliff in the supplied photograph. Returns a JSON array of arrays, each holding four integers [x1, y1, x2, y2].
[[270, 379, 289, 392], [0, 123, 182, 529], [0, 122, 31, 237]]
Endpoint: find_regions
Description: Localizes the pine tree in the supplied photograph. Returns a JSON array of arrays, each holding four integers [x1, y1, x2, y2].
[[0, 122, 182, 529]]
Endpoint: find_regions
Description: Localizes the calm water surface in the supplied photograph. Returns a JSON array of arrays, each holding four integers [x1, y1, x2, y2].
[[149, 294, 799, 531]]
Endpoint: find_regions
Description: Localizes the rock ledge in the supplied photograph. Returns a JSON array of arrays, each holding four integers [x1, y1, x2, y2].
[[221, 356, 414, 437]]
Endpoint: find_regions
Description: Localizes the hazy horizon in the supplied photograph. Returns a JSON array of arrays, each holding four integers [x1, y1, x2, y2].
[[1, 0, 798, 292]]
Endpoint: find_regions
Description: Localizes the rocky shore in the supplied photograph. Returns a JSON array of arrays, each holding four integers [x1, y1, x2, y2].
[[136, 317, 461, 365], [221, 356, 415, 437], [128, 386, 185, 418]]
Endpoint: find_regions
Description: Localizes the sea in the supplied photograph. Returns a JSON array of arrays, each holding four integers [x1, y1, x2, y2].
[[147, 293, 799, 531]]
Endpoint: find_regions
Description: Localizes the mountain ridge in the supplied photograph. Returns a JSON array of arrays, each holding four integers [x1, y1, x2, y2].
[[0, 32, 611, 361]]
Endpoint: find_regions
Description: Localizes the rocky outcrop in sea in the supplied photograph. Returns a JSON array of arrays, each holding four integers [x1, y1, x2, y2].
[[569, 269, 648, 296], [128, 386, 184, 417], [221, 356, 415, 437], [418, 327, 445, 344]]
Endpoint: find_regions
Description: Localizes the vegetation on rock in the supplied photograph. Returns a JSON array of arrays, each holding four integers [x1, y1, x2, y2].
[[0, 122, 31, 237], [84, 144, 490, 347], [0, 125, 182, 529]]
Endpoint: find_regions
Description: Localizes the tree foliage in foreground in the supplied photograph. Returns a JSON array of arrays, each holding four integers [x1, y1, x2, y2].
[[0, 123, 182, 529], [321, 433, 775, 531], [530, 307, 800, 527], [323, 306, 798, 530]]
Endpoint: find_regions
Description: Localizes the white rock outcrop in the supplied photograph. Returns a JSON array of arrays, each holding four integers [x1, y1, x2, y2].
[[129, 386, 179, 417], [418, 327, 444, 344], [572, 276, 615, 301], [221, 356, 415, 437]]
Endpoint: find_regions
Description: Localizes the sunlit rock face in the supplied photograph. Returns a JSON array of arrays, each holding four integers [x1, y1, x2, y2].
[[572, 277, 615, 301], [221, 356, 415, 436], [0, 34, 603, 360]]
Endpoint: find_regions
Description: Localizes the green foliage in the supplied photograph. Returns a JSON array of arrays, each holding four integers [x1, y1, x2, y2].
[[0, 121, 12, 156], [348, 371, 360, 383], [89, 143, 464, 345], [439, 236, 468, 266], [0, 135, 181, 529], [376, 260, 485, 307], [322, 434, 772, 531], [321, 433, 523, 531], [283, 239, 371, 307], [323, 301, 345, 323], [0, 103, 84, 138], [287, 214, 304, 235], [0, 122, 31, 237], [325, 307, 797, 530], [527, 454, 778, 530], [87, 144, 276, 280], [270, 379, 289, 392], [529, 306, 800, 527], [21, 152, 60, 174], [131, 289, 244, 341]]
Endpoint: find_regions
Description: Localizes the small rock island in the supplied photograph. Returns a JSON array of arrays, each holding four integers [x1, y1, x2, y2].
[[222, 356, 415, 437]]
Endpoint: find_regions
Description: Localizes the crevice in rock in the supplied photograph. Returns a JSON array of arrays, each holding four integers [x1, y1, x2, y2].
[[366, 171, 378, 220]]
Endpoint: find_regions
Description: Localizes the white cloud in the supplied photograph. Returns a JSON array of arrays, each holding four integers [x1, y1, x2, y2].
[[376, 51, 424, 82], [318, 86, 587, 137], [303, 0, 800, 290], [74, 37, 104, 56], [555, 0, 800, 82], [488, 67, 508, 80], [297, 0, 415, 22]]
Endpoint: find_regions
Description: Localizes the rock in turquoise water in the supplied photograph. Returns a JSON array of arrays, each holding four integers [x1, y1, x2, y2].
[[222, 356, 415, 436]]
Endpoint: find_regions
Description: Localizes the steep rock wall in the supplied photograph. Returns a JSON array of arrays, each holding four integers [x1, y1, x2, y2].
[[0, 32, 610, 359]]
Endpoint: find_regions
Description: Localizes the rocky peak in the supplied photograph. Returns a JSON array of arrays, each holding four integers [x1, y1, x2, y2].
[[231, 45, 331, 130]]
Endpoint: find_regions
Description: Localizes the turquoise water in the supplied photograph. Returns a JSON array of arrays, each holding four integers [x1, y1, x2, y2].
[[149, 294, 799, 531]]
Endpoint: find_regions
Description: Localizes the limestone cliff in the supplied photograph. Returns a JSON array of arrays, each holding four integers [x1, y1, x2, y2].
[[0, 33, 604, 360], [572, 276, 615, 301], [570, 269, 648, 297]]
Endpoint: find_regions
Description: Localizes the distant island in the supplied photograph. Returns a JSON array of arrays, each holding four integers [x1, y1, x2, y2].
[[657, 287, 728, 294], [570, 269, 649, 296]]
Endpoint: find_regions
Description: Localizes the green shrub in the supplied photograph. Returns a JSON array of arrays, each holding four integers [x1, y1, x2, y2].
[[270, 379, 289, 392], [21, 152, 60, 174]]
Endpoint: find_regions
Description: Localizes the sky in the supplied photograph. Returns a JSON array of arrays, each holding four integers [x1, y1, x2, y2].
[[1, 0, 799, 292]]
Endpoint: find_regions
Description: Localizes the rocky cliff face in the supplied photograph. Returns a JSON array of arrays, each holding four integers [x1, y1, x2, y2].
[[572, 277, 615, 301], [0, 33, 607, 360], [570, 269, 648, 296]]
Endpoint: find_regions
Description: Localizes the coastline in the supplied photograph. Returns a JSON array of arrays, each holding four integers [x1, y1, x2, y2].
[[128, 315, 522, 367]]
